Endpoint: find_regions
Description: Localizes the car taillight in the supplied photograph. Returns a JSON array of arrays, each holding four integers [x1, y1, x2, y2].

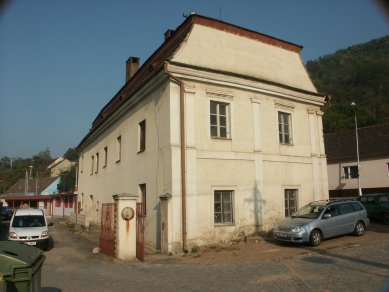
[[9, 232, 17, 239], [41, 231, 48, 238]]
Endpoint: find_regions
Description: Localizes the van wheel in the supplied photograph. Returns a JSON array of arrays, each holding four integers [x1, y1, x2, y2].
[[354, 221, 365, 236], [383, 213, 389, 225], [309, 230, 322, 247]]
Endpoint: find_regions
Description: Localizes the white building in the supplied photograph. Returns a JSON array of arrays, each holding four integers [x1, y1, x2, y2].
[[325, 124, 389, 198], [77, 14, 328, 253]]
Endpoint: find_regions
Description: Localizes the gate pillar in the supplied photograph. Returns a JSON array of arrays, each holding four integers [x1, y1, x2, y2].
[[113, 193, 138, 261]]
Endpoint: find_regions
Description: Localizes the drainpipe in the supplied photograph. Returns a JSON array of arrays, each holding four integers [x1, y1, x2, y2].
[[163, 62, 188, 253]]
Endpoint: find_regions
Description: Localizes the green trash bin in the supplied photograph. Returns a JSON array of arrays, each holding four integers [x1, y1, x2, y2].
[[0, 241, 45, 292]]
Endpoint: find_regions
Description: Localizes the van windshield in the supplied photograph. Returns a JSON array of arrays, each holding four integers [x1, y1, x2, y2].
[[292, 204, 325, 219], [12, 215, 46, 227]]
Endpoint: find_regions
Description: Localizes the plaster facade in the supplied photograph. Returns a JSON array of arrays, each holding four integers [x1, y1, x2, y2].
[[77, 15, 328, 252]]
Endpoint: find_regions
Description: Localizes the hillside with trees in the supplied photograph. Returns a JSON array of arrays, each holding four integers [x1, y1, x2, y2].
[[306, 36, 389, 133]]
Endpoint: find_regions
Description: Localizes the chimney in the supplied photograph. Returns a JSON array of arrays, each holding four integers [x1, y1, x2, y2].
[[125, 57, 140, 83], [164, 29, 174, 41]]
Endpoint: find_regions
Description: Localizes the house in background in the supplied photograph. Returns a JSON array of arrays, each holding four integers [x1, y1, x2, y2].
[[77, 14, 328, 253], [0, 176, 77, 217], [325, 124, 389, 198], [47, 156, 74, 177]]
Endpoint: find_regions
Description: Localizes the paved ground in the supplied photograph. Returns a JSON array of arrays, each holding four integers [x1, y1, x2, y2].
[[42, 218, 389, 291], [2, 218, 389, 291]]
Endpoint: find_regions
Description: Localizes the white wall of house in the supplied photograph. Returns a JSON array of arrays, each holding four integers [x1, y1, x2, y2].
[[327, 157, 389, 192], [78, 75, 172, 248], [167, 78, 328, 249], [77, 17, 329, 252]]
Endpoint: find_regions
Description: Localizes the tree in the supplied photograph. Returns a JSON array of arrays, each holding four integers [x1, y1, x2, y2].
[[57, 165, 77, 193], [63, 148, 79, 162]]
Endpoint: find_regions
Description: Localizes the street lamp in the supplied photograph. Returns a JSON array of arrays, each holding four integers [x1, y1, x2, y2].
[[351, 102, 362, 197]]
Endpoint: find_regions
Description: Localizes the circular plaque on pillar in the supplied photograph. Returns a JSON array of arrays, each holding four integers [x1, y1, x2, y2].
[[121, 207, 135, 221]]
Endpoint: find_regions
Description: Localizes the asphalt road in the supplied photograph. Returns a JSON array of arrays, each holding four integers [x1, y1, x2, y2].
[[1, 218, 389, 291]]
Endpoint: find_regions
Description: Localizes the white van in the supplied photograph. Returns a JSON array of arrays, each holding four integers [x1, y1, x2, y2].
[[8, 208, 53, 250]]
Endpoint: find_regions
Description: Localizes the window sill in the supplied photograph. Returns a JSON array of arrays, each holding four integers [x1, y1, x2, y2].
[[211, 137, 232, 141], [214, 223, 235, 227]]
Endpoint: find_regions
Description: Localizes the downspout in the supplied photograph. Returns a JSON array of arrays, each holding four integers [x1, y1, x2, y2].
[[164, 61, 188, 253]]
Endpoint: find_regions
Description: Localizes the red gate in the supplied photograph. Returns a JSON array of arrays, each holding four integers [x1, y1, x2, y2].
[[136, 203, 146, 261], [100, 203, 116, 257]]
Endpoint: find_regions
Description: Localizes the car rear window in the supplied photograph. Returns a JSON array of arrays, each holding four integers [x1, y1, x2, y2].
[[12, 215, 46, 227]]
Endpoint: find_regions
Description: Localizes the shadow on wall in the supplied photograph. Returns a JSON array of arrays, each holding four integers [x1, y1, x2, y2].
[[245, 181, 266, 234]]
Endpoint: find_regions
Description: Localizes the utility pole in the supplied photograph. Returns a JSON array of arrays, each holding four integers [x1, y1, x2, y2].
[[351, 102, 362, 197]]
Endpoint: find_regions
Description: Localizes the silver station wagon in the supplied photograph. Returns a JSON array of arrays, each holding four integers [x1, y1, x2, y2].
[[273, 200, 369, 246]]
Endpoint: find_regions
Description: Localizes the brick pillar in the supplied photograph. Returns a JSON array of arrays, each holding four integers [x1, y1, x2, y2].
[[113, 193, 138, 260]]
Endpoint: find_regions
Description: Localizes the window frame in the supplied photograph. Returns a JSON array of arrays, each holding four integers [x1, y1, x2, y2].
[[103, 147, 108, 168], [284, 189, 298, 217], [95, 152, 99, 174], [343, 165, 359, 179], [214, 190, 234, 225], [90, 155, 94, 175], [278, 111, 293, 145], [210, 100, 231, 139], [138, 120, 146, 153], [116, 136, 121, 163]]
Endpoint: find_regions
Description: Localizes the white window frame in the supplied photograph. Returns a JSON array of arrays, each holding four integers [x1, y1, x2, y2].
[[343, 165, 358, 179], [138, 120, 146, 153], [103, 147, 108, 168], [90, 155, 94, 175], [278, 111, 293, 145], [116, 135, 121, 163], [210, 100, 231, 139], [95, 152, 99, 174], [284, 189, 298, 217], [213, 190, 234, 225]]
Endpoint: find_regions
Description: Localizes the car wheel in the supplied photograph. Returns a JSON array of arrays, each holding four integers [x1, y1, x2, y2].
[[309, 230, 322, 247], [354, 221, 365, 236], [383, 213, 389, 225]]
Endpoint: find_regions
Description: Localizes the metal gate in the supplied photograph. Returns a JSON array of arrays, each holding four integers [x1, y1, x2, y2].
[[136, 203, 146, 261], [100, 203, 116, 257]]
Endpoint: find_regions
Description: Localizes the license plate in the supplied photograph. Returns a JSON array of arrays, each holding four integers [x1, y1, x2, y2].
[[276, 232, 288, 238], [25, 241, 36, 246]]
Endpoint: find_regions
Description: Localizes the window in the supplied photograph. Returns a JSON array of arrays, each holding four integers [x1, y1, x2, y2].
[[351, 202, 363, 211], [284, 189, 298, 217], [323, 205, 339, 218], [139, 184, 146, 214], [338, 203, 354, 215], [90, 156, 94, 175], [378, 195, 389, 204], [103, 147, 108, 168], [80, 156, 84, 173], [95, 153, 99, 173], [138, 120, 146, 152], [214, 190, 234, 224], [210, 101, 230, 139], [116, 136, 121, 162], [343, 166, 358, 179], [278, 111, 292, 144]]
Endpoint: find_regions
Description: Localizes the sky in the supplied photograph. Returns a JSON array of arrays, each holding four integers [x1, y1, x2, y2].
[[0, 0, 388, 159]]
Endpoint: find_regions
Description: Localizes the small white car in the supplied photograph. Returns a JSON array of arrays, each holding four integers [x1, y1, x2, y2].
[[8, 208, 53, 250]]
